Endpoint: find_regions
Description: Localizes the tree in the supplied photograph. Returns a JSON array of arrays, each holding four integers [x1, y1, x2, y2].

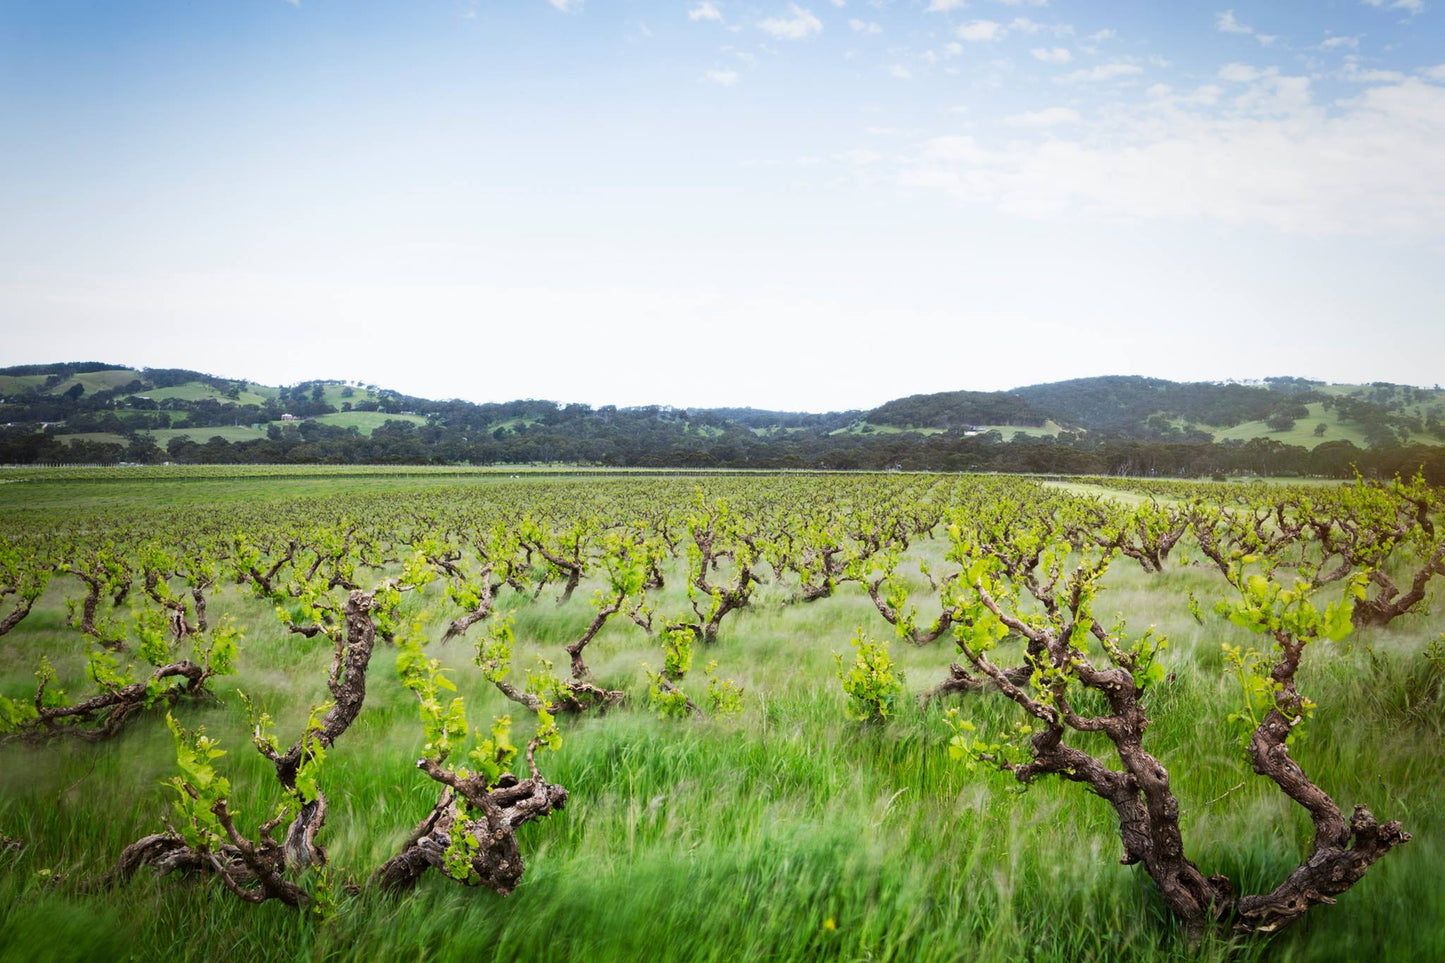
[[940, 541, 1406, 938]]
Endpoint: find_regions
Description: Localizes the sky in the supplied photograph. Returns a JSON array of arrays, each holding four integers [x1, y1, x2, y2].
[[1, 0, 1443, 411]]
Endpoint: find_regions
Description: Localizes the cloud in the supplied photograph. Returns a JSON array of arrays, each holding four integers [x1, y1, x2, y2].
[[925, 0, 968, 11], [1217, 62, 1263, 82], [1362, 0, 1426, 14], [889, 64, 912, 79], [546, 0, 582, 12], [1031, 47, 1072, 63], [1058, 62, 1142, 83], [1340, 62, 1408, 83], [704, 69, 740, 86], [758, 5, 822, 39], [1086, 28, 1117, 43], [1005, 106, 1081, 127], [1215, 10, 1251, 34], [957, 20, 1004, 41], [899, 76, 1445, 241], [1215, 9, 1276, 45], [1320, 35, 1359, 50], [849, 18, 882, 34], [1425, 64, 1445, 80], [689, 2, 723, 23]]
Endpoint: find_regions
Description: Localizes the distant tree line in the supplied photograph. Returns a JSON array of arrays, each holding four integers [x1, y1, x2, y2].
[[4, 364, 1445, 483], [4, 418, 1444, 485]]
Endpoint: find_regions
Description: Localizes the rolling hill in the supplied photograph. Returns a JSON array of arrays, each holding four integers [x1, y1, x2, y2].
[[2, 363, 1443, 479]]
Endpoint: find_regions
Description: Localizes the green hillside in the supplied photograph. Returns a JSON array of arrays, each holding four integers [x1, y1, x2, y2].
[[140, 426, 271, 445], [310, 411, 427, 434], [4, 363, 1445, 475], [1212, 402, 1376, 448]]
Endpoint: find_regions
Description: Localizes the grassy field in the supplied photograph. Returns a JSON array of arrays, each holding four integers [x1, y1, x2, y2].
[[49, 369, 140, 396], [987, 420, 1068, 439], [831, 421, 1066, 439], [313, 384, 387, 409], [124, 383, 272, 407], [831, 421, 946, 437], [140, 425, 272, 445], [0, 374, 48, 396], [51, 432, 130, 447], [1210, 403, 1376, 449], [309, 411, 428, 434], [0, 472, 1441, 962]]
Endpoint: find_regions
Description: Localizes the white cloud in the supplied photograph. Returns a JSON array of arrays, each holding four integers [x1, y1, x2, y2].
[[1425, 64, 1445, 80], [1343, 65, 1408, 83], [1005, 106, 1080, 127], [1321, 35, 1360, 50], [1187, 84, 1223, 105], [1215, 10, 1251, 34], [889, 64, 912, 79], [900, 77, 1445, 240], [689, 2, 723, 23], [1058, 62, 1142, 83], [759, 4, 822, 39], [1210, 65, 1313, 114], [1013, 17, 1072, 36], [950, 16, 1068, 42], [1218, 62, 1263, 83], [547, 0, 582, 12], [997, 0, 1049, 6], [849, 18, 882, 34], [1031, 47, 1072, 63], [704, 69, 740, 85], [957, 20, 1004, 41], [925, 0, 968, 11], [1086, 28, 1117, 43], [1362, 0, 1426, 14], [945, 41, 964, 56], [1216, 9, 1276, 45]]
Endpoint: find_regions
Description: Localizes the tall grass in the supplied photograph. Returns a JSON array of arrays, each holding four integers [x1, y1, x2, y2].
[[2, 489, 1442, 962]]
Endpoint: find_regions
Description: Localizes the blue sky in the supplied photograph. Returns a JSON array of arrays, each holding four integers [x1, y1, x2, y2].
[[2, 1, 1443, 409]]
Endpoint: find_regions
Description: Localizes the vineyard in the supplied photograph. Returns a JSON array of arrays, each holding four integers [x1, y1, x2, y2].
[[0, 467, 1442, 962]]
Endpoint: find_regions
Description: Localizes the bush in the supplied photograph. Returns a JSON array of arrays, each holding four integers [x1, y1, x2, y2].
[[835, 630, 904, 722]]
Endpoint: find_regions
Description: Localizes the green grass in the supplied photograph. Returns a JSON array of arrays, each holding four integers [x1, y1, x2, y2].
[[111, 408, 178, 425], [125, 383, 269, 406], [487, 416, 541, 435], [309, 411, 427, 434], [50, 432, 129, 447], [47, 369, 139, 395], [0, 475, 1441, 962], [140, 425, 271, 445], [1211, 403, 1378, 449], [0, 374, 48, 396], [830, 421, 947, 437], [313, 383, 385, 409], [831, 421, 1065, 439], [981, 420, 1067, 439]]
